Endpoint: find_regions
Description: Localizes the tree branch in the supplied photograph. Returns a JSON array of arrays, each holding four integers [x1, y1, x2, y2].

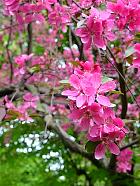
[[27, 23, 32, 55], [47, 121, 102, 167], [6, 16, 14, 83], [116, 62, 128, 119], [120, 138, 140, 150]]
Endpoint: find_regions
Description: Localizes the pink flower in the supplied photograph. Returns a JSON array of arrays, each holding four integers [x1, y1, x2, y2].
[[116, 148, 133, 173], [76, 17, 105, 49], [133, 43, 140, 68], [62, 70, 116, 108], [48, 3, 71, 32], [95, 142, 120, 160], [4, 0, 19, 15], [23, 93, 39, 109], [107, 0, 140, 31], [15, 54, 33, 67]]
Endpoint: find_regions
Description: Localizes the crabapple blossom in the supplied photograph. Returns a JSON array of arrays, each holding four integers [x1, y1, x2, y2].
[[116, 148, 133, 173]]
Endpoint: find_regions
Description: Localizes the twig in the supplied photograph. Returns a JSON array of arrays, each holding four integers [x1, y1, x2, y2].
[[27, 23, 32, 55], [47, 121, 102, 167], [120, 139, 140, 150], [6, 16, 14, 83]]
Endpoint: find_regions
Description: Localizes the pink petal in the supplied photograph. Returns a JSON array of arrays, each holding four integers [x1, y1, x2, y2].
[[80, 117, 90, 130], [91, 73, 101, 90], [89, 126, 99, 138], [83, 86, 96, 96], [75, 27, 89, 37], [108, 142, 120, 155], [96, 95, 112, 107], [88, 96, 95, 106], [95, 143, 106, 160], [99, 81, 116, 93], [133, 58, 140, 67], [134, 43, 140, 53], [76, 94, 86, 107], [113, 118, 124, 128], [94, 35, 106, 49], [69, 74, 80, 89], [84, 39, 92, 49], [62, 90, 78, 96], [69, 109, 84, 120], [81, 36, 91, 44]]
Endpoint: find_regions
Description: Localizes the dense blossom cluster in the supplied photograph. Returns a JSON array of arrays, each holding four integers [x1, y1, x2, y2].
[[4, 93, 39, 121], [62, 61, 128, 159], [116, 148, 133, 173], [2, 0, 140, 172]]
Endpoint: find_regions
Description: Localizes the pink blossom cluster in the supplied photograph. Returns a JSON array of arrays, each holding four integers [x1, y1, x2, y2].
[[62, 61, 128, 159], [48, 3, 71, 32], [4, 93, 39, 121], [133, 43, 140, 69], [107, 0, 140, 32], [116, 148, 133, 173], [75, 8, 115, 50], [3, 0, 19, 15]]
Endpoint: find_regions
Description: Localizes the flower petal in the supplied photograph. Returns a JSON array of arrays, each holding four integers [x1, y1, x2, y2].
[[76, 94, 86, 107], [62, 90, 78, 96], [99, 81, 116, 93], [95, 143, 106, 160], [108, 142, 120, 155], [96, 95, 112, 107], [69, 74, 80, 89]]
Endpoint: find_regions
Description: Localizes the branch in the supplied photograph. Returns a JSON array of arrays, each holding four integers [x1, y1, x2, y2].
[[27, 23, 32, 55], [116, 62, 128, 119], [47, 121, 102, 167], [70, 28, 85, 60], [6, 16, 14, 83], [105, 47, 140, 110], [0, 86, 15, 97], [120, 139, 140, 151]]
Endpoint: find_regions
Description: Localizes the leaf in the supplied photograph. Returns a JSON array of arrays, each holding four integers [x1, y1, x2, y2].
[[7, 110, 21, 118], [85, 141, 100, 153], [102, 76, 113, 83], [34, 45, 45, 55], [110, 90, 124, 95], [36, 102, 47, 112], [70, 61, 80, 67], [59, 79, 70, 84], [28, 65, 41, 73], [125, 46, 135, 58]]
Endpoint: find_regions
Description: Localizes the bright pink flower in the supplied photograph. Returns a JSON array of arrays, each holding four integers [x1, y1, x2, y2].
[[116, 148, 133, 173], [62, 70, 116, 107], [95, 142, 120, 160], [48, 3, 71, 32], [133, 43, 140, 68], [76, 17, 105, 49], [4, 0, 19, 15], [15, 54, 33, 67], [107, 0, 140, 31]]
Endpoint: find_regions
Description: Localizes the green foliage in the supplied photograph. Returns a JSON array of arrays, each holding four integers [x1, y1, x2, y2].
[[33, 45, 45, 55], [0, 120, 140, 186]]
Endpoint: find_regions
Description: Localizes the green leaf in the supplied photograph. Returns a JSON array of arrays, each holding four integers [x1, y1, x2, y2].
[[34, 45, 45, 55], [102, 76, 113, 83], [59, 79, 69, 84], [110, 90, 124, 95], [85, 141, 100, 153], [125, 46, 135, 58], [28, 65, 41, 73], [70, 61, 80, 67]]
